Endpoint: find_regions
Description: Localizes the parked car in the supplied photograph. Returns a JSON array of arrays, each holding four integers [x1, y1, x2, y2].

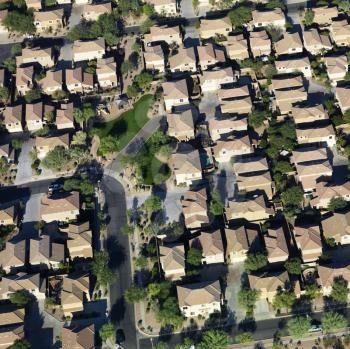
[[116, 329, 125, 344], [48, 183, 64, 194]]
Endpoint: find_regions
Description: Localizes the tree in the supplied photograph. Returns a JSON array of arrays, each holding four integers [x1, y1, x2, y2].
[[98, 136, 119, 156], [134, 72, 153, 90], [143, 195, 162, 214], [13, 0, 26, 8], [91, 251, 116, 288], [124, 285, 147, 303], [187, 247, 202, 267], [99, 323, 116, 343], [238, 288, 260, 312], [155, 297, 184, 329], [321, 311, 347, 334], [210, 190, 224, 216], [305, 283, 321, 300], [3, 57, 16, 73], [0, 86, 9, 103], [154, 342, 169, 349], [121, 60, 134, 75], [126, 84, 139, 98], [244, 252, 268, 272], [143, 3, 155, 16], [52, 89, 68, 100], [265, 64, 277, 80], [273, 290, 296, 312], [73, 103, 94, 129], [331, 278, 349, 303], [198, 330, 230, 349], [140, 18, 154, 35], [3, 11, 35, 34], [328, 197, 348, 212], [235, 332, 253, 344], [121, 224, 134, 235], [338, 0, 350, 12], [284, 258, 302, 275], [11, 43, 22, 56], [64, 178, 95, 196], [9, 290, 32, 307], [304, 9, 315, 26], [41, 146, 71, 171], [228, 7, 252, 28], [11, 139, 23, 150], [275, 161, 293, 174], [24, 89, 41, 103], [281, 186, 304, 210], [287, 316, 311, 338], [8, 340, 30, 349], [72, 131, 87, 146], [248, 110, 266, 129], [265, 0, 285, 9], [175, 338, 194, 349], [266, 25, 283, 42], [44, 0, 57, 6]]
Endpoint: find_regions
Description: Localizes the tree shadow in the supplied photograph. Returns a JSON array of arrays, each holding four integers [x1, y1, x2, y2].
[[110, 296, 126, 324], [238, 318, 257, 332], [105, 235, 126, 269]]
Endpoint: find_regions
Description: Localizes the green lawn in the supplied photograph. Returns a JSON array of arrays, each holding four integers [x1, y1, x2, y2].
[[91, 94, 153, 150]]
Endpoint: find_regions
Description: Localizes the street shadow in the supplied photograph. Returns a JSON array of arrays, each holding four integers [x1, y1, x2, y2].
[[110, 297, 126, 324], [215, 169, 228, 204], [105, 235, 126, 269]]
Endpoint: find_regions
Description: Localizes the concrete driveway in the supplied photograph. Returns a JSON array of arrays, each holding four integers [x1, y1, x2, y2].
[[199, 92, 220, 116], [181, 0, 196, 18], [213, 163, 236, 203], [68, 4, 84, 29], [15, 139, 35, 185]]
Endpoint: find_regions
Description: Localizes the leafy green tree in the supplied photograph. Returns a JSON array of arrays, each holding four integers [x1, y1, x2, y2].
[[331, 278, 349, 303], [147, 281, 171, 299], [0, 86, 9, 103], [143, 195, 162, 214], [210, 190, 224, 216], [248, 110, 266, 129], [143, 3, 155, 16], [11, 139, 23, 150], [134, 72, 153, 90], [275, 161, 293, 174], [228, 7, 252, 28], [321, 311, 347, 333], [99, 323, 116, 343], [121, 60, 135, 75], [175, 338, 194, 349], [73, 103, 94, 129], [281, 186, 304, 211], [64, 178, 94, 196], [11, 44, 22, 56], [44, 0, 56, 6], [8, 339, 30, 349], [52, 89, 68, 100], [328, 197, 348, 212], [41, 146, 71, 171], [187, 247, 202, 266], [98, 136, 119, 156], [13, 0, 26, 8], [3, 57, 16, 73], [126, 84, 139, 98], [155, 297, 184, 329], [3, 11, 35, 34], [118, 0, 141, 15], [238, 288, 260, 312], [304, 9, 315, 26], [265, 64, 277, 80], [244, 252, 268, 272], [273, 290, 296, 312], [287, 316, 311, 338], [198, 330, 230, 349], [72, 131, 87, 146], [134, 256, 148, 268], [91, 251, 116, 288], [235, 332, 253, 344], [124, 285, 147, 303], [266, 25, 283, 42], [140, 18, 154, 35], [121, 224, 134, 235], [284, 258, 302, 275], [24, 89, 41, 103], [9, 290, 32, 307], [154, 342, 169, 349], [305, 283, 321, 300], [265, 0, 285, 9], [338, 0, 350, 12]]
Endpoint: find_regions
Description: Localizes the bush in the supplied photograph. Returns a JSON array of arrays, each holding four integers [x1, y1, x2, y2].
[[244, 252, 268, 272], [3, 11, 35, 34]]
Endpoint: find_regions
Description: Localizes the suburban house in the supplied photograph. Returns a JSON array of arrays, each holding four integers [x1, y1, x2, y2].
[[0, 206, 16, 226], [25, 102, 53, 132], [225, 194, 274, 222], [177, 280, 222, 318], [65, 67, 94, 94], [82, 2, 112, 21], [275, 56, 312, 77], [335, 86, 350, 113], [318, 265, 350, 296], [72, 38, 105, 62], [29, 235, 65, 269], [56, 103, 75, 130], [225, 34, 249, 61], [234, 156, 268, 174], [329, 19, 350, 47], [143, 25, 182, 46], [169, 47, 197, 73], [325, 55, 348, 84], [16, 66, 34, 95], [311, 181, 350, 209], [225, 224, 261, 263], [162, 79, 189, 112], [197, 44, 225, 70], [38, 70, 63, 95], [291, 147, 328, 165], [275, 32, 303, 56], [0, 240, 26, 274], [167, 109, 195, 141], [143, 45, 165, 73], [0, 273, 45, 300], [236, 171, 274, 199], [2, 105, 23, 133], [270, 75, 304, 91], [61, 325, 95, 349], [0, 323, 24, 348], [220, 96, 253, 115], [212, 135, 253, 163], [199, 17, 232, 39], [249, 30, 271, 58], [250, 8, 286, 30], [147, 0, 177, 16], [208, 117, 247, 141], [312, 6, 338, 26], [200, 67, 236, 93], [190, 230, 225, 265], [40, 191, 80, 223], [303, 29, 332, 55], [34, 9, 64, 33], [181, 188, 209, 229], [16, 47, 54, 68], [274, 88, 308, 115], [35, 133, 70, 160], [218, 85, 250, 101], [96, 57, 118, 90], [296, 123, 336, 147], [248, 271, 290, 302], [291, 104, 328, 124], [264, 227, 289, 264], [293, 224, 323, 263], [321, 211, 350, 245], [159, 244, 186, 280]]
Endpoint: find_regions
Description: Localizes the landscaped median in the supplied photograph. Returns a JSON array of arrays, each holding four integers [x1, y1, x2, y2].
[[90, 94, 154, 155]]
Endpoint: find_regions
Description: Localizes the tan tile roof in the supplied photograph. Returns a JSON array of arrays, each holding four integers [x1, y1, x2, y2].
[[271, 76, 304, 91], [56, 103, 74, 126], [67, 229, 92, 259], [325, 55, 348, 77], [159, 244, 185, 271], [330, 19, 350, 41], [148, 0, 176, 5], [96, 57, 117, 82], [233, 156, 268, 174], [312, 6, 338, 23], [208, 117, 248, 134], [225, 224, 260, 255], [201, 67, 234, 83], [171, 149, 201, 175], [318, 264, 350, 288], [312, 181, 350, 207], [218, 85, 250, 100], [291, 146, 328, 164], [252, 8, 285, 23], [61, 272, 90, 309], [264, 227, 289, 259], [294, 224, 322, 251], [177, 280, 221, 307], [248, 271, 289, 292], [213, 135, 251, 158], [190, 230, 224, 257], [291, 104, 327, 122], [200, 17, 231, 32], [73, 38, 105, 55], [61, 324, 95, 349], [296, 160, 332, 177], [29, 235, 65, 265], [236, 171, 272, 189], [83, 2, 112, 16], [220, 96, 253, 114], [197, 44, 218, 63], [162, 79, 189, 100], [275, 88, 307, 104], [322, 212, 350, 241], [169, 47, 196, 69], [16, 47, 52, 66], [226, 34, 248, 51], [296, 123, 335, 139], [275, 56, 311, 70], [26, 101, 43, 121], [144, 45, 164, 62], [34, 8, 63, 22], [0, 307, 25, 326], [36, 133, 70, 149], [39, 70, 62, 91], [16, 66, 33, 88], [226, 194, 271, 217], [303, 28, 332, 49], [0, 272, 43, 296], [249, 30, 271, 51], [40, 191, 79, 217], [167, 109, 194, 134], [275, 32, 303, 55], [66, 67, 94, 87], [0, 206, 15, 222], [181, 188, 208, 215], [336, 86, 350, 110], [0, 240, 26, 270], [0, 324, 24, 347]]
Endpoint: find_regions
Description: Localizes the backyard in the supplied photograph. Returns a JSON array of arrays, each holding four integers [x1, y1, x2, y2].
[[91, 94, 153, 150]]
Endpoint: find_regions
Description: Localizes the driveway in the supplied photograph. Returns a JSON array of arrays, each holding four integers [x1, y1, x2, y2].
[[213, 162, 236, 203], [180, 0, 196, 19], [68, 4, 84, 29], [15, 139, 35, 185], [199, 92, 220, 116]]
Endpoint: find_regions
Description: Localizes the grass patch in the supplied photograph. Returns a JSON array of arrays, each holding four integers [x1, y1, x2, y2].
[[91, 94, 153, 150]]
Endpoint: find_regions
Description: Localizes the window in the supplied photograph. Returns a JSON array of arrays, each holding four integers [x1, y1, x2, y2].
[[180, 99, 183, 102]]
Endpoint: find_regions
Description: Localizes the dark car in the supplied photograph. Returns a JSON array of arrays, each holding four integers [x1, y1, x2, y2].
[[116, 329, 125, 344]]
